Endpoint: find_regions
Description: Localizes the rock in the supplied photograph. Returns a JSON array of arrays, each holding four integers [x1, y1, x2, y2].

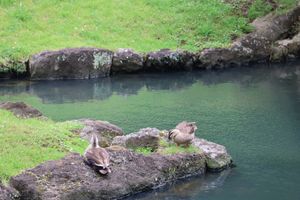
[[112, 128, 161, 150], [76, 119, 124, 147], [0, 102, 43, 118], [193, 138, 232, 172], [112, 48, 144, 73], [29, 48, 113, 80], [271, 32, 300, 61], [10, 150, 206, 200], [112, 127, 232, 171], [197, 47, 250, 69], [0, 182, 19, 200], [145, 49, 195, 71], [197, 6, 300, 69]]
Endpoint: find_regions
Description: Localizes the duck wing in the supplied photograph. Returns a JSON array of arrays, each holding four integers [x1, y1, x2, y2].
[[85, 148, 110, 168]]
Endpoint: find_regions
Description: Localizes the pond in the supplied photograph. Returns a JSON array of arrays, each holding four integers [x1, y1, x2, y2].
[[1, 62, 300, 200]]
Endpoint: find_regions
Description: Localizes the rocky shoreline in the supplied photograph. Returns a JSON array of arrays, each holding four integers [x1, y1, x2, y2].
[[0, 102, 232, 199], [1, 6, 300, 80]]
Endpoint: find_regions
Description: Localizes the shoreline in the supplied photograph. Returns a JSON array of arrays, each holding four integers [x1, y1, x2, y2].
[[0, 103, 232, 200], [1, 6, 300, 80]]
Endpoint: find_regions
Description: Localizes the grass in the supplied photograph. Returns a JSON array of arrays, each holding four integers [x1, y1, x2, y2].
[[0, 0, 297, 72], [0, 0, 253, 71], [230, 0, 298, 20], [159, 144, 201, 155], [158, 139, 201, 155], [0, 109, 87, 182], [247, 0, 274, 20], [134, 139, 201, 156], [134, 147, 153, 156]]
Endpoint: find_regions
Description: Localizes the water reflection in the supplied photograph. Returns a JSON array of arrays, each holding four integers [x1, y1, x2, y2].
[[127, 169, 232, 200], [0, 62, 299, 104]]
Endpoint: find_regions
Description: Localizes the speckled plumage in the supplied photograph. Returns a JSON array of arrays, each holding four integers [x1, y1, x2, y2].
[[84, 134, 111, 175], [168, 121, 197, 147]]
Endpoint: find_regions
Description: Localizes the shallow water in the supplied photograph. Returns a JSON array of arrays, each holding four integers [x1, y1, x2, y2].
[[1, 62, 300, 200]]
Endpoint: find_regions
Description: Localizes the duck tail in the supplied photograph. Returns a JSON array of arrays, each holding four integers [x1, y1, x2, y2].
[[91, 134, 99, 148], [168, 130, 174, 140]]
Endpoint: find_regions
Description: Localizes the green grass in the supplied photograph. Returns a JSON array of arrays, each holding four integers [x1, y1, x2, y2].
[[158, 142, 201, 155], [0, 0, 252, 67], [0, 109, 87, 182], [235, 0, 298, 20], [248, 0, 274, 20], [134, 147, 153, 156], [0, 0, 297, 69], [0, 0, 297, 71], [134, 139, 201, 156]]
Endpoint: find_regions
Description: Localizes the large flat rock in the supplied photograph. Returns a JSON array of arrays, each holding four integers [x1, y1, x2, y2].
[[10, 149, 206, 200], [29, 48, 113, 80], [113, 128, 233, 172]]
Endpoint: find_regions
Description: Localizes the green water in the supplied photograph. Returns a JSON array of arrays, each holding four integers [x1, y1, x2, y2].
[[1, 62, 300, 200]]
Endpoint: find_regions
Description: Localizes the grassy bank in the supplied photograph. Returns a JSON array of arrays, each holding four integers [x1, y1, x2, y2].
[[0, 110, 87, 182], [0, 0, 297, 72]]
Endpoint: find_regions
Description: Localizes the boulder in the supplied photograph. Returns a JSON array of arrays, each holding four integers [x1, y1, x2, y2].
[[10, 149, 206, 200], [112, 127, 232, 172], [197, 6, 300, 69], [0, 102, 43, 118], [271, 32, 300, 61], [0, 182, 19, 200], [112, 48, 144, 73], [76, 119, 124, 147], [145, 49, 195, 71], [112, 128, 161, 150], [193, 138, 232, 172], [29, 48, 113, 80]]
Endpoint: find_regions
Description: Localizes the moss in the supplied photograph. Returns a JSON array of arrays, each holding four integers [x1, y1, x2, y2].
[[134, 147, 153, 156], [133, 138, 202, 155], [93, 52, 112, 70], [158, 143, 202, 155]]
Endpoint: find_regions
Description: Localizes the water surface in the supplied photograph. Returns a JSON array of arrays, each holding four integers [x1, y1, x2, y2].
[[1, 62, 300, 200]]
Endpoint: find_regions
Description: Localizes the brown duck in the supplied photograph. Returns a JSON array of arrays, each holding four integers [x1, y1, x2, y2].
[[84, 134, 111, 175], [168, 121, 197, 147]]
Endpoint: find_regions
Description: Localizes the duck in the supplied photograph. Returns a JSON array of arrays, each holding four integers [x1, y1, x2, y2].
[[84, 134, 111, 175], [168, 121, 197, 147]]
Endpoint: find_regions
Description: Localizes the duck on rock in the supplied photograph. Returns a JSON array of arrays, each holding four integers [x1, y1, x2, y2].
[[84, 134, 111, 175], [168, 121, 197, 147]]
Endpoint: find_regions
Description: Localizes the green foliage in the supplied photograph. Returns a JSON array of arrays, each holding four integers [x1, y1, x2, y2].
[[158, 142, 201, 155], [0, 0, 296, 68], [248, 0, 273, 20], [0, 0, 15, 7], [133, 139, 201, 156], [275, 0, 298, 14], [0, 110, 87, 182], [0, 0, 251, 65], [134, 147, 153, 156]]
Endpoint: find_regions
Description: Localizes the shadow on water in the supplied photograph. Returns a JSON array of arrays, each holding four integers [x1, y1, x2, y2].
[[0, 61, 300, 104], [126, 169, 232, 200]]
